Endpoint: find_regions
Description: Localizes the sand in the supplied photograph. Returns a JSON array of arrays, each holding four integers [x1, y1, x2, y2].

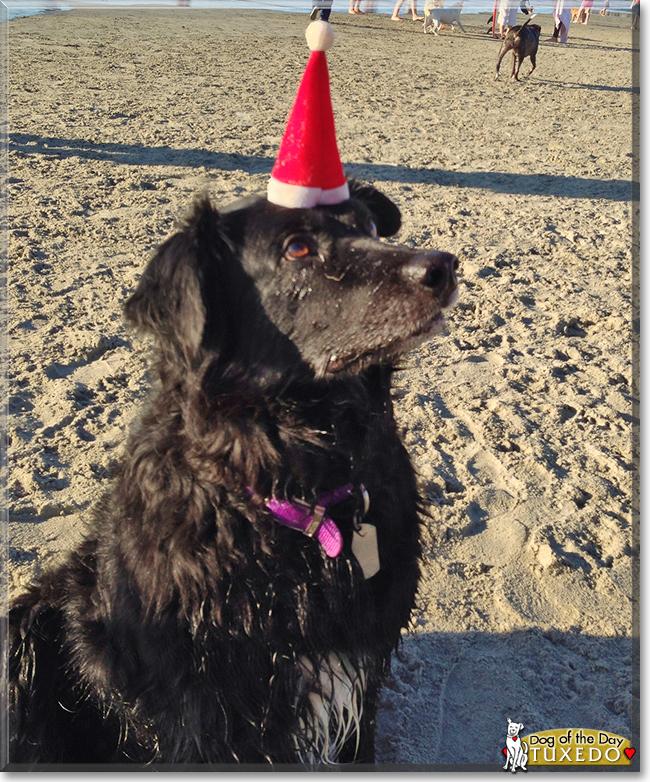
[[5, 7, 638, 767]]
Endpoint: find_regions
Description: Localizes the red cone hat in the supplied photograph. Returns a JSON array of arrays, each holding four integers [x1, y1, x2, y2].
[[267, 21, 349, 209]]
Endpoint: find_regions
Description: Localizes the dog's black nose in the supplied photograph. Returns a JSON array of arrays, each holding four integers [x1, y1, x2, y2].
[[402, 251, 459, 295]]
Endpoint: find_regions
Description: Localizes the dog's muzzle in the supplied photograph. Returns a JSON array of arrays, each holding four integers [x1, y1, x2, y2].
[[401, 251, 459, 305]]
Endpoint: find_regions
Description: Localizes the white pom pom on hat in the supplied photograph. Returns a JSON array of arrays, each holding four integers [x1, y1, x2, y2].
[[305, 19, 335, 51], [267, 21, 350, 210]]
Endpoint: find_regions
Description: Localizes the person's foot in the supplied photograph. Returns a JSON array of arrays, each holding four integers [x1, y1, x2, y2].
[[413, 14, 424, 19], [309, 6, 320, 20], [543, 36, 558, 41], [391, 14, 404, 20]]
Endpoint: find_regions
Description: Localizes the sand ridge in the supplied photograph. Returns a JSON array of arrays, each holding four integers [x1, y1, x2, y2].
[[5, 8, 637, 765]]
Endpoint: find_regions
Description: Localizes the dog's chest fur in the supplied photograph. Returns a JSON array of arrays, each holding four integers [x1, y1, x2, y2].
[[27, 368, 420, 764]]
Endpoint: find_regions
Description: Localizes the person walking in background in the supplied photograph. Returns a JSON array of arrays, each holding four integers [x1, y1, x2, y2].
[[391, 0, 424, 21], [579, 0, 593, 23], [310, 0, 333, 21], [349, 0, 363, 12], [498, 0, 518, 36], [546, 0, 571, 41]]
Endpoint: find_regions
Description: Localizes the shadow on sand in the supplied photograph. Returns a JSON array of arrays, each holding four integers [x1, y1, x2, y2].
[[10, 133, 636, 202]]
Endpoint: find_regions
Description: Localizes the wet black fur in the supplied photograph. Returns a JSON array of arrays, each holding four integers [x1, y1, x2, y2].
[[8, 181, 457, 767]]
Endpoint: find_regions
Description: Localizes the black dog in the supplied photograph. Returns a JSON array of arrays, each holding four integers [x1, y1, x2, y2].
[[8, 181, 458, 767], [495, 16, 541, 81]]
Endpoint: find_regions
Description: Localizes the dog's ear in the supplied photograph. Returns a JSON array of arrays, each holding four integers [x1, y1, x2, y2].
[[348, 179, 402, 237], [125, 229, 206, 364], [126, 199, 248, 369], [125, 199, 237, 366]]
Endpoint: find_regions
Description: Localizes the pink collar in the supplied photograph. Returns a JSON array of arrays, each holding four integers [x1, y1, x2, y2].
[[249, 483, 366, 557]]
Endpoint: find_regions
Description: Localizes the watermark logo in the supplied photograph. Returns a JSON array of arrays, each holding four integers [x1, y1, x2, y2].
[[503, 718, 528, 772], [502, 725, 635, 768]]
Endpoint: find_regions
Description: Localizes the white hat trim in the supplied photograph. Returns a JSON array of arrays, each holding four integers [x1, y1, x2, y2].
[[317, 182, 350, 205], [268, 177, 349, 209]]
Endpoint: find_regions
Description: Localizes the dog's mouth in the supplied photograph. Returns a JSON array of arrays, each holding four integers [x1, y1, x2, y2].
[[325, 290, 457, 375]]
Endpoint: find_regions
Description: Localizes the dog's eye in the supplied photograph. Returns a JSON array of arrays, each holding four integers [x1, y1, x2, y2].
[[283, 238, 312, 261], [367, 219, 378, 238]]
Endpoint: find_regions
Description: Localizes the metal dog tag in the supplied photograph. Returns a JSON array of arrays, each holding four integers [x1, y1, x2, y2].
[[352, 523, 380, 580]]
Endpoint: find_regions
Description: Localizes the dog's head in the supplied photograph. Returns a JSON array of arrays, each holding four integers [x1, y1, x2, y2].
[[507, 719, 524, 737], [125, 180, 458, 385]]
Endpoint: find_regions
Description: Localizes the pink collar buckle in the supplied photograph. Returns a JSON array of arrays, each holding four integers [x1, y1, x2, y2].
[[248, 483, 363, 558]]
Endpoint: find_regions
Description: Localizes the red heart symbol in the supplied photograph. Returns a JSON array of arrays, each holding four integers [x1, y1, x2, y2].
[[625, 748, 636, 760], [503, 748, 507, 755]]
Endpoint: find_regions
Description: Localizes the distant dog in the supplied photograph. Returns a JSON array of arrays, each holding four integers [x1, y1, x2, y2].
[[8, 182, 459, 765], [423, 0, 466, 34], [504, 719, 528, 772], [495, 16, 541, 81]]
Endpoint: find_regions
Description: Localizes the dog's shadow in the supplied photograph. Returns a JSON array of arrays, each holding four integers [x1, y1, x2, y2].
[[531, 78, 638, 94]]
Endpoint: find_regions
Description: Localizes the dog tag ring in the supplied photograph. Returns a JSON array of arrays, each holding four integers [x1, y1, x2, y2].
[[360, 484, 370, 515], [353, 484, 371, 530]]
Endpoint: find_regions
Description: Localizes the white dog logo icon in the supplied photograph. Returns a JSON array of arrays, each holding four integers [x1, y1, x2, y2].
[[503, 718, 528, 772]]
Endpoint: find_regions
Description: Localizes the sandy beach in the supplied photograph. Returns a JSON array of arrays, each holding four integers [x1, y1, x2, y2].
[[5, 6, 638, 766]]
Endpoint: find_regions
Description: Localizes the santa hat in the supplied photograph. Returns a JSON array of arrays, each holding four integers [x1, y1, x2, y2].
[[267, 21, 349, 209]]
